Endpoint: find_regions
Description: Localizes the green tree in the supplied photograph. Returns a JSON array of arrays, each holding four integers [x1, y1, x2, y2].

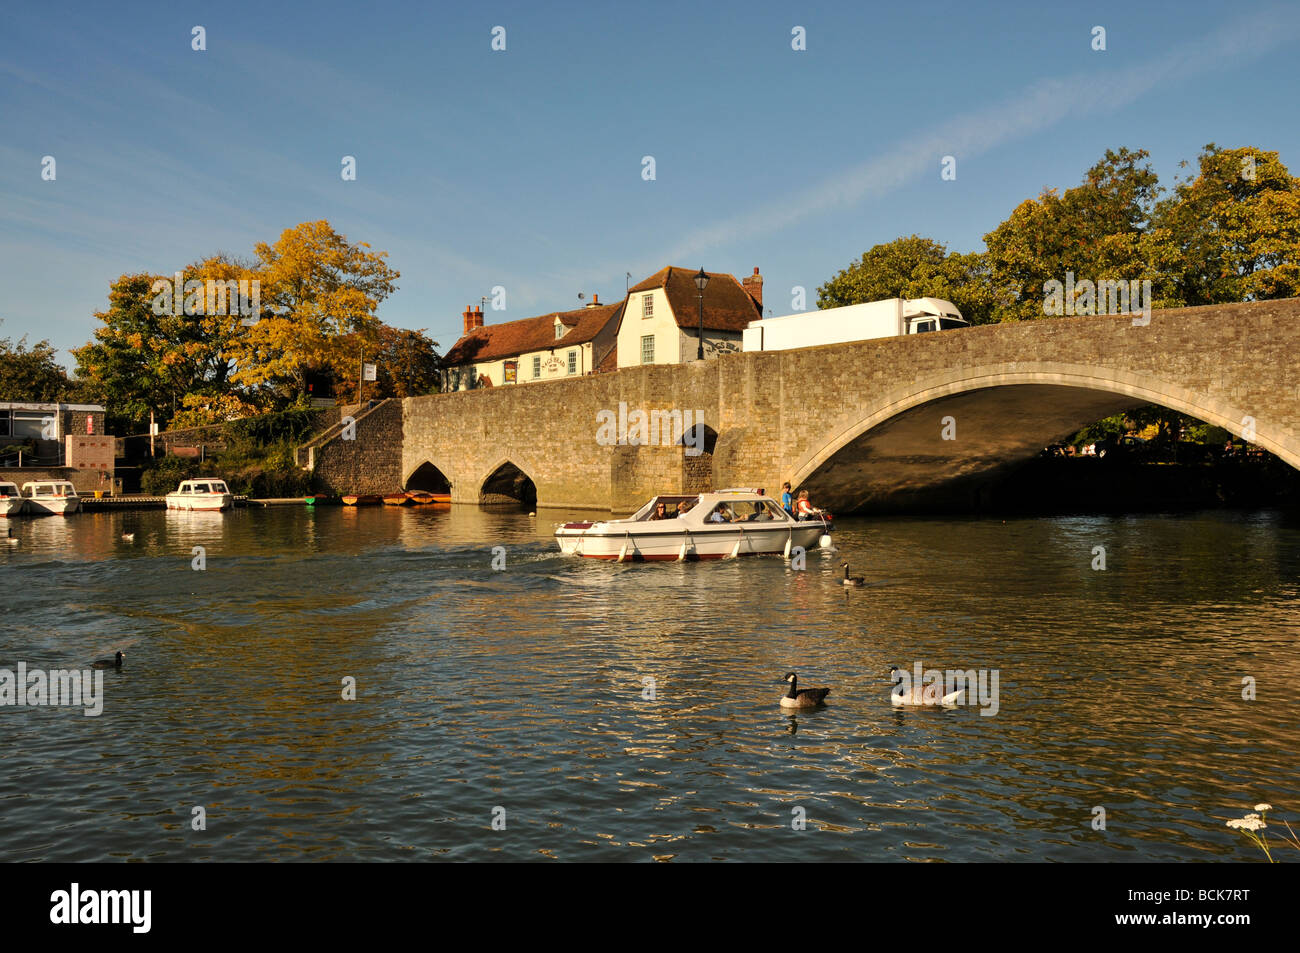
[[0, 334, 73, 401], [817, 235, 998, 324], [72, 272, 233, 431], [983, 148, 1167, 320], [1149, 144, 1300, 305]]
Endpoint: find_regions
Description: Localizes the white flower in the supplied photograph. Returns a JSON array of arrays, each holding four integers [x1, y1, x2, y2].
[[1227, 816, 1266, 832], [1254, 803, 1273, 812]]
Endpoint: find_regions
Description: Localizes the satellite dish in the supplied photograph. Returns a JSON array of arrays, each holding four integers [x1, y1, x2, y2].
[[578, 292, 585, 300]]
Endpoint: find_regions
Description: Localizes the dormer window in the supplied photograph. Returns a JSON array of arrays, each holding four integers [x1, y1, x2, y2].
[[555, 319, 565, 339]]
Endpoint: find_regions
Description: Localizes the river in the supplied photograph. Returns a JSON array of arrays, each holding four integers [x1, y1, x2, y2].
[[1, 504, 1297, 861]]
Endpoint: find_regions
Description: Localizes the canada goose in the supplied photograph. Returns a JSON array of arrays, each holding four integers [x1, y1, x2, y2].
[[4, 535, 17, 546], [841, 562, 865, 587], [92, 651, 124, 670], [121, 532, 135, 542], [780, 671, 831, 708], [889, 666, 962, 706]]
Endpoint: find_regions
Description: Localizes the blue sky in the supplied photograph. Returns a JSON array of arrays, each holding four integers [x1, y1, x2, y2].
[[2, 0, 1298, 366]]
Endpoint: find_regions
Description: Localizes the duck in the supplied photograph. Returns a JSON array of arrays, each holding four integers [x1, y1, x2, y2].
[[841, 561, 865, 587], [92, 651, 124, 670], [780, 671, 831, 708], [889, 666, 962, 706]]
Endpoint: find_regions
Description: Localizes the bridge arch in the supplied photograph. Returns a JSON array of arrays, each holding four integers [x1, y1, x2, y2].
[[479, 458, 538, 506], [403, 460, 453, 493], [788, 362, 1300, 513]]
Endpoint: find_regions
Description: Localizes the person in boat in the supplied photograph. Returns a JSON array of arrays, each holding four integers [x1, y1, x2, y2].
[[677, 500, 694, 516], [795, 490, 816, 520], [709, 504, 733, 523], [649, 501, 668, 520], [781, 482, 794, 514]]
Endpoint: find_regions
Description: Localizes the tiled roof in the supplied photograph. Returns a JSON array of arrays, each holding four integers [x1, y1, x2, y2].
[[627, 266, 762, 333], [444, 302, 623, 366]]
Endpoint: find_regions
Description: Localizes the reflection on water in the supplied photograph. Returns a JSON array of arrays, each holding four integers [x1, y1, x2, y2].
[[1, 504, 1297, 861]]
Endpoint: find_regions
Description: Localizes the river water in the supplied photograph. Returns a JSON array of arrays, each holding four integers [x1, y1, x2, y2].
[[1, 505, 1297, 862]]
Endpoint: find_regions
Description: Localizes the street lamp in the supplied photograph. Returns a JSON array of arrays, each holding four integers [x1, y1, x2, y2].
[[694, 267, 709, 361]]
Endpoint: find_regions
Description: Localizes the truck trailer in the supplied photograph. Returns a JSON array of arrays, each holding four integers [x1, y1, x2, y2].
[[741, 297, 968, 352]]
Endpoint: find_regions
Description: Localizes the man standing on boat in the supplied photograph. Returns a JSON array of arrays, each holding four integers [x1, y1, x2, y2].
[[781, 482, 794, 515]]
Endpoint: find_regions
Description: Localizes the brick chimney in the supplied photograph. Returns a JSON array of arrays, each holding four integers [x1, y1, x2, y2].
[[586, 293, 600, 308], [742, 267, 763, 309], [463, 306, 484, 334]]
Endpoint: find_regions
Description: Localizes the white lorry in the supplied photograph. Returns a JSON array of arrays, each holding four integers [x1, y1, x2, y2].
[[741, 297, 968, 352]]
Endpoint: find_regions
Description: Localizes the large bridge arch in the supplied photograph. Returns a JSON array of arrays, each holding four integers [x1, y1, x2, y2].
[[788, 363, 1300, 513], [478, 458, 539, 506], [403, 460, 453, 493]]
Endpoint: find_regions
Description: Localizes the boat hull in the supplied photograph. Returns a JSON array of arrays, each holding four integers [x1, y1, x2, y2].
[[165, 494, 232, 512], [25, 497, 81, 515], [342, 495, 383, 506], [556, 521, 828, 560], [0, 499, 25, 516]]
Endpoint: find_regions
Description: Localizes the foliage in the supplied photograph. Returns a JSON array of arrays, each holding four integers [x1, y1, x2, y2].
[[817, 235, 998, 324], [1149, 145, 1300, 305], [330, 325, 442, 403], [226, 221, 400, 408], [0, 334, 73, 402]]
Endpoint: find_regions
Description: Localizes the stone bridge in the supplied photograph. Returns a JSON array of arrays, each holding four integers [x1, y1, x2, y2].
[[311, 298, 1300, 513]]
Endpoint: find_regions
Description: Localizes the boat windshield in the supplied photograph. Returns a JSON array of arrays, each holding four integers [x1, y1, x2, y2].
[[634, 495, 699, 520], [210, 482, 229, 493]]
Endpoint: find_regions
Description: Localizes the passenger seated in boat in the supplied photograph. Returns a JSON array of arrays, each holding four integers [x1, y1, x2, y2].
[[649, 502, 669, 520], [795, 490, 815, 520], [708, 504, 733, 523], [677, 500, 694, 516]]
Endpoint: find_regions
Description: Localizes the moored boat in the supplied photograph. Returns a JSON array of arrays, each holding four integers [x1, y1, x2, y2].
[[165, 479, 233, 512], [405, 491, 450, 505], [382, 493, 411, 506], [0, 481, 27, 516], [342, 494, 383, 506], [21, 480, 81, 515], [555, 489, 832, 561]]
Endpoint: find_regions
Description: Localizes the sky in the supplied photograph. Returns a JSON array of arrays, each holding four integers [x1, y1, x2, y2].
[[2, 0, 1298, 366]]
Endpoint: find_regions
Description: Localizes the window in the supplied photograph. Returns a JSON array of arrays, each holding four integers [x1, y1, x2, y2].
[[532, 355, 541, 378], [939, 318, 966, 331], [642, 295, 653, 318], [567, 350, 577, 375], [555, 321, 565, 339], [640, 335, 655, 364], [915, 320, 936, 333]]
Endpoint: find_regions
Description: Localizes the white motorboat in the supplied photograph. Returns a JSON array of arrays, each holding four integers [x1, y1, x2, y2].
[[165, 479, 234, 512], [555, 489, 832, 561], [21, 480, 81, 515], [0, 481, 25, 516]]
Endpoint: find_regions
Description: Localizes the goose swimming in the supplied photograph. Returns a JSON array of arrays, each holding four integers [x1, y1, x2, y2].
[[780, 671, 831, 708], [889, 666, 962, 706], [841, 562, 865, 587]]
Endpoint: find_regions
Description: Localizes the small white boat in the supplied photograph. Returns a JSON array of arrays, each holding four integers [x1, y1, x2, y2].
[[0, 481, 26, 516], [21, 480, 81, 515], [165, 479, 234, 512], [555, 489, 832, 561]]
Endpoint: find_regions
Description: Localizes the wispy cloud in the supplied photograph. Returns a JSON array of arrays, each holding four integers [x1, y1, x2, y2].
[[653, 8, 1298, 265]]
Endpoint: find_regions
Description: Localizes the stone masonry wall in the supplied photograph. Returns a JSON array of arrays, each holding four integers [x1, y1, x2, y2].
[[313, 400, 404, 495], [395, 299, 1300, 513]]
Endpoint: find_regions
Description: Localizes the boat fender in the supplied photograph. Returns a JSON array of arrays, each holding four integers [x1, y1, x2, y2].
[[819, 534, 833, 548]]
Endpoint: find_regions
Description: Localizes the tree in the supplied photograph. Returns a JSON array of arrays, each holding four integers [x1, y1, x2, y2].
[[330, 325, 442, 404], [817, 236, 998, 324], [227, 221, 400, 409], [1149, 144, 1300, 305], [983, 148, 1167, 320], [72, 272, 233, 431], [0, 334, 73, 402]]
